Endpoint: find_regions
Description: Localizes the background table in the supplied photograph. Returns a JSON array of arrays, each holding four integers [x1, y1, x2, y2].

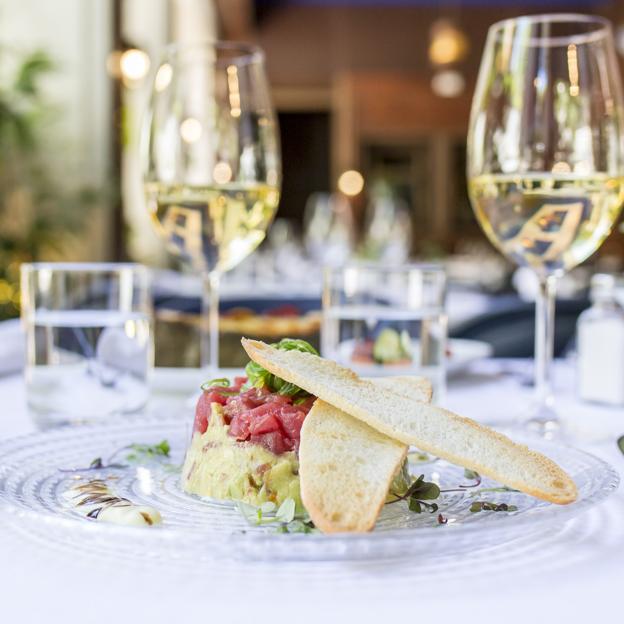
[[0, 360, 622, 624]]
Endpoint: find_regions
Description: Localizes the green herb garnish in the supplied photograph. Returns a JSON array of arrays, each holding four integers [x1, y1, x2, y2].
[[58, 456, 127, 473], [388, 473, 441, 513], [275, 497, 296, 523], [276, 520, 316, 534], [463, 468, 480, 481], [236, 497, 317, 534], [470, 501, 518, 513], [125, 440, 171, 462], [387, 468, 523, 521], [617, 435, 624, 456], [199, 378, 241, 396], [408, 451, 434, 463], [200, 378, 231, 391], [59, 440, 175, 475], [244, 338, 318, 399]]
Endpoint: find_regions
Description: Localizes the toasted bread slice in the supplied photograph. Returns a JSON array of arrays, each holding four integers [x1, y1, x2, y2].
[[366, 375, 432, 404], [299, 375, 430, 533], [242, 339, 577, 504], [299, 400, 408, 533]]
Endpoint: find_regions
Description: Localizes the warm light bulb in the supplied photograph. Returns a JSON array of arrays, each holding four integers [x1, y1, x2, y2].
[[120, 48, 150, 83], [154, 63, 172, 92], [180, 117, 202, 143], [213, 162, 233, 184], [431, 70, 465, 98], [338, 170, 365, 196], [429, 20, 469, 66], [552, 161, 572, 174]]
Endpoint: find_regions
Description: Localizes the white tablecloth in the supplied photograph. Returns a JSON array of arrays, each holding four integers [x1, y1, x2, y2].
[[0, 361, 622, 624]]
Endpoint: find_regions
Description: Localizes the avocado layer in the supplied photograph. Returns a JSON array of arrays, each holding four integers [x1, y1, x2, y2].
[[182, 403, 302, 511]]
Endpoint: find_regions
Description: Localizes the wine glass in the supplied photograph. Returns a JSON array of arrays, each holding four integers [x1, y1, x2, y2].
[[141, 42, 281, 374], [467, 14, 624, 434], [362, 182, 412, 264], [303, 192, 354, 267]]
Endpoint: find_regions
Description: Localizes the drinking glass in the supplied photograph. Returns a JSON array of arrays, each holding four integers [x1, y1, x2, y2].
[[304, 192, 354, 267], [20, 263, 153, 428], [322, 263, 447, 402], [362, 186, 412, 264], [467, 14, 624, 433], [142, 42, 281, 373]]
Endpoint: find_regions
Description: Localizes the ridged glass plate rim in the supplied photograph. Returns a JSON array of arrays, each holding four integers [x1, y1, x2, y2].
[[0, 417, 618, 557]]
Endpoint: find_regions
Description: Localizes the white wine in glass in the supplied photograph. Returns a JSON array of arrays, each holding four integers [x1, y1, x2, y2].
[[142, 42, 281, 374], [146, 182, 280, 273], [467, 15, 624, 433], [469, 173, 624, 274]]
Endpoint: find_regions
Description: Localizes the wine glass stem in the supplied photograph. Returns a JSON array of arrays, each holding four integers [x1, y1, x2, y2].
[[201, 271, 221, 376], [534, 274, 557, 415]]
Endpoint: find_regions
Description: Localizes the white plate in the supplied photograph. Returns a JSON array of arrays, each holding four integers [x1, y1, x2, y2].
[[0, 417, 617, 562]]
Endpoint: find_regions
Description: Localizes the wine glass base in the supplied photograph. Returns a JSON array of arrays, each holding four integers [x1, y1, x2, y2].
[[514, 402, 563, 440]]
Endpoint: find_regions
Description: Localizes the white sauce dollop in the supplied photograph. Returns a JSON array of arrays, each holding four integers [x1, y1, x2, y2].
[[63, 479, 162, 527]]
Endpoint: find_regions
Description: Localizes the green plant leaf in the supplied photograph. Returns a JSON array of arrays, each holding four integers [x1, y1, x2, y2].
[[407, 451, 432, 463], [259, 501, 276, 514], [201, 378, 230, 391], [236, 501, 261, 525], [125, 440, 171, 462], [617, 435, 624, 456], [470, 500, 517, 513], [408, 499, 422, 513], [13, 50, 55, 95], [277, 382, 302, 397], [245, 360, 270, 389], [237, 498, 312, 531], [275, 497, 296, 523], [412, 481, 441, 500], [283, 520, 316, 534], [155, 440, 170, 457], [271, 338, 319, 355], [244, 338, 318, 398]]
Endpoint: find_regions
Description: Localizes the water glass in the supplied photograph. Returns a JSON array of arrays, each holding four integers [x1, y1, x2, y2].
[[20, 263, 153, 427], [322, 263, 447, 401]]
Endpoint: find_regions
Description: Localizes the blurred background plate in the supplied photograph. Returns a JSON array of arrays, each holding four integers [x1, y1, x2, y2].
[[332, 337, 491, 377], [447, 338, 493, 375]]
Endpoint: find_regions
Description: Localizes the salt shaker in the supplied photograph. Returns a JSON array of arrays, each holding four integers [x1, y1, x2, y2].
[[577, 273, 624, 406]]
